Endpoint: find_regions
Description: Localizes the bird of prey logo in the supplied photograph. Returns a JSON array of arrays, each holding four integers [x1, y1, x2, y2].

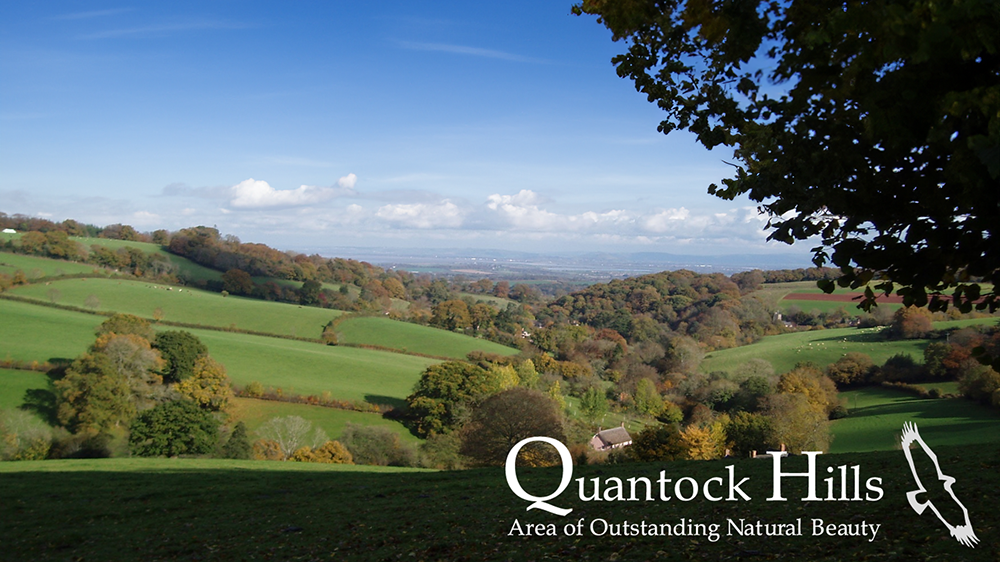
[[900, 422, 979, 548]]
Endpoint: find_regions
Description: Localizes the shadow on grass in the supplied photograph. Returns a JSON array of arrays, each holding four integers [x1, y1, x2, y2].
[[365, 394, 406, 410], [2, 449, 999, 561], [847, 397, 996, 422]]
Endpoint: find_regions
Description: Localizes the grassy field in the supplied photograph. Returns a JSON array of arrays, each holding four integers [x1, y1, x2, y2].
[[10, 277, 344, 339], [701, 326, 928, 374], [0, 299, 437, 405], [0, 252, 107, 279], [0, 447, 996, 561], [832, 386, 1000, 453], [228, 397, 419, 444], [335, 316, 519, 359], [0, 368, 48, 411], [72, 237, 223, 282], [701, 317, 1000, 375], [0, 299, 101, 363]]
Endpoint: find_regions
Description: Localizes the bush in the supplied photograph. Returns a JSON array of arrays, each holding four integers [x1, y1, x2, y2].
[[0, 409, 53, 461], [340, 423, 418, 467], [289, 440, 353, 464]]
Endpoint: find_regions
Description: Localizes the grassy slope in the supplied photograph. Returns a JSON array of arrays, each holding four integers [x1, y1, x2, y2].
[[11, 278, 517, 358], [831, 387, 1000, 453], [0, 299, 436, 404], [0, 448, 997, 561], [335, 316, 519, 359], [0, 253, 106, 279], [0, 299, 100, 363], [229, 397, 419, 444], [72, 237, 223, 282], [701, 326, 927, 374], [0, 368, 48, 411], [10, 278, 343, 338], [701, 317, 999, 374]]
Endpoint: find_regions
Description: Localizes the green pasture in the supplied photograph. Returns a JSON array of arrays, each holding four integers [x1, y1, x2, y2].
[[780, 299, 903, 315], [11, 277, 515, 359], [0, 447, 997, 560], [458, 292, 515, 309], [72, 237, 222, 282], [228, 397, 420, 445], [832, 386, 1000, 453], [701, 317, 999, 375], [186, 328, 437, 405], [0, 252, 107, 279], [0, 299, 101, 363], [916, 381, 961, 394], [10, 278, 343, 339], [0, 299, 437, 405], [335, 316, 518, 359], [0, 368, 48, 411], [701, 326, 927, 374]]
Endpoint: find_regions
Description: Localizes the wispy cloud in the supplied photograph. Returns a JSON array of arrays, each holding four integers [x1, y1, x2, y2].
[[53, 8, 133, 20], [80, 20, 252, 40], [398, 41, 547, 64]]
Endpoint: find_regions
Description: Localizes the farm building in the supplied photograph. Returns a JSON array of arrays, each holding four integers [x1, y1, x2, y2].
[[590, 425, 632, 452]]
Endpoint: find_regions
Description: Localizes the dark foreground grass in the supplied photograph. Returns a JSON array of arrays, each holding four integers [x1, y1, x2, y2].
[[1, 446, 997, 561]]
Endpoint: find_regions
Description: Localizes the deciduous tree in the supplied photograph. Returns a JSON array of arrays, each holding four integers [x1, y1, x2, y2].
[[575, 0, 1000, 315], [459, 387, 565, 467], [128, 399, 219, 457]]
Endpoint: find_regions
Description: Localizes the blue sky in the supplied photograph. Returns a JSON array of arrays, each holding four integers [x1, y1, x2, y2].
[[0, 1, 809, 259]]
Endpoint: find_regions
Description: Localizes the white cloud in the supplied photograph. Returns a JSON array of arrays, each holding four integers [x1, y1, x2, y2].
[[485, 189, 629, 231], [376, 201, 464, 229], [229, 178, 354, 209], [337, 173, 357, 189]]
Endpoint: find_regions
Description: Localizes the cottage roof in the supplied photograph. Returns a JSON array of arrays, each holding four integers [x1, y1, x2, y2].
[[595, 426, 632, 447]]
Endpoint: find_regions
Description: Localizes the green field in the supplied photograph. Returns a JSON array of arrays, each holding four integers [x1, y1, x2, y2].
[[458, 292, 515, 309], [701, 317, 1000, 374], [0, 252, 108, 279], [72, 237, 223, 282], [0, 299, 101, 363], [701, 326, 927, 374], [229, 397, 419, 444], [0, 368, 48, 411], [10, 278, 343, 339], [832, 387, 1000, 453], [335, 316, 518, 359], [0, 448, 997, 560], [0, 299, 437, 405]]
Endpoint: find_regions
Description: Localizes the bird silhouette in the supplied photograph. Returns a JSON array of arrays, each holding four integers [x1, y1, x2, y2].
[[900, 422, 979, 548]]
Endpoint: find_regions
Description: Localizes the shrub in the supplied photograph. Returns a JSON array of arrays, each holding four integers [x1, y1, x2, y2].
[[289, 440, 353, 464], [0, 409, 53, 461], [341, 423, 418, 467]]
